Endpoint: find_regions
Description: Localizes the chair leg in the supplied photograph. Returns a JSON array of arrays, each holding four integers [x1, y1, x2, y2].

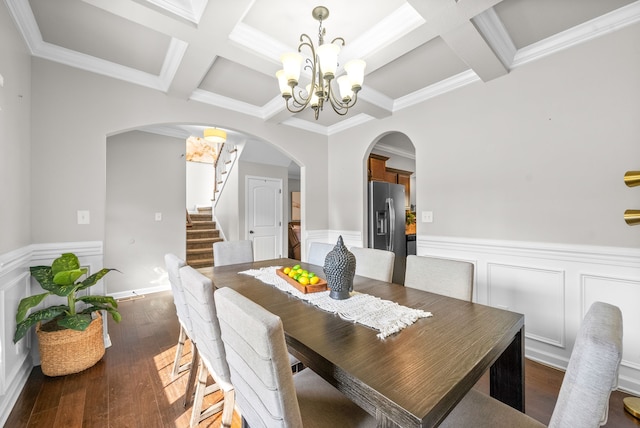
[[183, 345, 199, 408], [190, 359, 208, 428], [221, 388, 235, 428], [172, 325, 189, 379]]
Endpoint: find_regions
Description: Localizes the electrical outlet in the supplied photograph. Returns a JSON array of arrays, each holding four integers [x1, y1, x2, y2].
[[422, 211, 433, 223]]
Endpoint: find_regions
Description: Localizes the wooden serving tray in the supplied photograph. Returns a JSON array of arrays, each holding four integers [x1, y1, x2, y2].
[[276, 268, 327, 294]]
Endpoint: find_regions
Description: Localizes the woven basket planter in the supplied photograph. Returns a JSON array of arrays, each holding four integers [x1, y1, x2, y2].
[[36, 312, 105, 376]]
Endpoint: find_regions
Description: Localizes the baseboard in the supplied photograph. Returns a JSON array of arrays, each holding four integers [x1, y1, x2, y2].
[[109, 284, 171, 300], [0, 356, 32, 427]]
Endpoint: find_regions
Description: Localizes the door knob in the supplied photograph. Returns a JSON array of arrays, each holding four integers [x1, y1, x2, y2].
[[249, 230, 254, 234]]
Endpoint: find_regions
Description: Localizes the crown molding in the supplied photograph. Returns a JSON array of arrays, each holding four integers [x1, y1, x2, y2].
[[190, 88, 265, 118], [343, 3, 426, 60], [6, 0, 188, 92], [374, 143, 416, 160], [394, 69, 480, 111], [326, 114, 375, 136], [146, 0, 208, 24], [513, 1, 640, 68]]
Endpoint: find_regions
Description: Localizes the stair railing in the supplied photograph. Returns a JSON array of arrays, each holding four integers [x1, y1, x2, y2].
[[212, 141, 238, 205]]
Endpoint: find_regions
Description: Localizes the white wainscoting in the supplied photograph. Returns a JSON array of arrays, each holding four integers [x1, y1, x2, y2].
[[303, 229, 363, 263], [0, 241, 105, 426], [418, 235, 640, 396]]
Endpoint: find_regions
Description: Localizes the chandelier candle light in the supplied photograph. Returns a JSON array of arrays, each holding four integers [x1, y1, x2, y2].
[[276, 6, 366, 120]]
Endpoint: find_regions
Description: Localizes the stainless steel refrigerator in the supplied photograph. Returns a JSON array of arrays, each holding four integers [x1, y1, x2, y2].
[[368, 181, 406, 284]]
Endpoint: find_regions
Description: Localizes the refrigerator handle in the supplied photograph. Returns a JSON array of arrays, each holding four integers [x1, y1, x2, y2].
[[387, 197, 395, 252]]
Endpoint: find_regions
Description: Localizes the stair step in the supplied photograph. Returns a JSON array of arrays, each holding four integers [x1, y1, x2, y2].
[[187, 237, 223, 249], [189, 213, 212, 221], [187, 229, 220, 238], [186, 258, 214, 269], [189, 220, 216, 229], [187, 247, 213, 255]]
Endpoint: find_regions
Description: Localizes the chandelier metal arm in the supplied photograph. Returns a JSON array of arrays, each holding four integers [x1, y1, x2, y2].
[[276, 6, 365, 120]]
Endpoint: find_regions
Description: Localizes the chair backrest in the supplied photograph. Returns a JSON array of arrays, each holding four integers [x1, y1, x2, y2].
[[164, 253, 193, 336], [213, 240, 254, 267], [215, 287, 303, 427], [179, 265, 231, 384], [349, 247, 394, 282], [404, 255, 474, 301], [307, 242, 334, 267], [548, 301, 623, 428]]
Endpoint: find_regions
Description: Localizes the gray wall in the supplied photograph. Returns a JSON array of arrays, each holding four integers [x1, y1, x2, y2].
[[105, 131, 185, 294], [29, 58, 329, 245], [0, 7, 31, 253], [328, 23, 640, 249]]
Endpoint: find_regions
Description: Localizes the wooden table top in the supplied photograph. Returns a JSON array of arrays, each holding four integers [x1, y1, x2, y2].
[[199, 258, 524, 427]]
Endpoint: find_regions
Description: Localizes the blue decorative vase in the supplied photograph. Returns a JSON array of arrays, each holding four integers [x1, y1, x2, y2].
[[323, 236, 356, 300]]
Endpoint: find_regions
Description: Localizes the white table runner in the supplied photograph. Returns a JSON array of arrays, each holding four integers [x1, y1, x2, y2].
[[239, 266, 432, 339]]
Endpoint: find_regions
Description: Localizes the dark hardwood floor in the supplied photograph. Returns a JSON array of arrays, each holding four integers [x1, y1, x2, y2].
[[5, 291, 640, 427]]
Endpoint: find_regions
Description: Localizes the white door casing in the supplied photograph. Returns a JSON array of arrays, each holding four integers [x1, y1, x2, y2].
[[246, 176, 282, 261]]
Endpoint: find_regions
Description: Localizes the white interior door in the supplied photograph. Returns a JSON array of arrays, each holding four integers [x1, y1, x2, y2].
[[246, 176, 282, 261]]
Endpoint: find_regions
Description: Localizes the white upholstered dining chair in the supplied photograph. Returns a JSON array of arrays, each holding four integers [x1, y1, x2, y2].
[[404, 255, 474, 301], [307, 241, 334, 267], [349, 247, 395, 282], [164, 253, 198, 406], [214, 287, 376, 428], [213, 240, 253, 267], [180, 265, 235, 428], [440, 301, 623, 428]]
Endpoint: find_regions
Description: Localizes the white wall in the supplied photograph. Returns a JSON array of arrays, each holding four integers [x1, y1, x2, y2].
[[0, 5, 32, 422], [0, 3, 31, 254], [105, 131, 186, 295], [29, 59, 329, 246], [328, 23, 640, 248], [186, 160, 214, 211]]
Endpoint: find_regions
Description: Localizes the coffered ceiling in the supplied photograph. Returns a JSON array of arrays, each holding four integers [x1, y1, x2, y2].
[[5, 0, 640, 137]]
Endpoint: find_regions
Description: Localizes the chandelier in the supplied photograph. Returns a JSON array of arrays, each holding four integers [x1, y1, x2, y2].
[[276, 6, 366, 120]]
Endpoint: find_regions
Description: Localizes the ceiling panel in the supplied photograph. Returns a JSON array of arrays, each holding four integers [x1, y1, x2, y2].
[[494, 0, 637, 49], [30, 0, 170, 74], [242, 0, 407, 53], [199, 57, 278, 107], [8, 0, 639, 139], [365, 37, 469, 99]]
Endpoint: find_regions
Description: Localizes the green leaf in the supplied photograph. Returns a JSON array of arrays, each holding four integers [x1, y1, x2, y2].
[[78, 295, 118, 309], [30, 266, 56, 290], [13, 305, 68, 343], [51, 253, 80, 275], [53, 268, 86, 286], [77, 268, 119, 291], [57, 313, 93, 331], [16, 292, 51, 322], [49, 283, 79, 297], [81, 306, 122, 323]]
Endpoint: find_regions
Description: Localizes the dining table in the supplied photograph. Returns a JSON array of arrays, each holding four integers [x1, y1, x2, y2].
[[198, 258, 524, 428]]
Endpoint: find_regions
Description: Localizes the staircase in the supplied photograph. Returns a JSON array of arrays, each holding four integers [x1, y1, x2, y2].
[[186, 207, 223, 268]]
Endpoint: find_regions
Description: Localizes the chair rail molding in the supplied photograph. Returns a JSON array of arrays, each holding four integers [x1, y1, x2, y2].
[[417, 234, 640, 396]]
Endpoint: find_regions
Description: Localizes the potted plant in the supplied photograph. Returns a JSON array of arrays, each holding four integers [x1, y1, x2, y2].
[[13, 252, 121, 376]]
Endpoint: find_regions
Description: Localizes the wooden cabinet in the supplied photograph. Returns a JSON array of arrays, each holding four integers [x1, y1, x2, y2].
[[368, 154, 389, 181], [368, 154, 412, 209]]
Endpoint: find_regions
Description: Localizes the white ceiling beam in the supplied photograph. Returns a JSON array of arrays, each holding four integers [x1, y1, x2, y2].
[[166, 0, 254, 99]]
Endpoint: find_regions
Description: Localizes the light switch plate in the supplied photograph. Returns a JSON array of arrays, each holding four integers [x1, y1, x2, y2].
[[155, 212, 162, 221], [422, 211, 433, 223]]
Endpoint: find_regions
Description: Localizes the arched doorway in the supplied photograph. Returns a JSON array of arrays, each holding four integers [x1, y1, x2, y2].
[[365, 132, 416, 284]]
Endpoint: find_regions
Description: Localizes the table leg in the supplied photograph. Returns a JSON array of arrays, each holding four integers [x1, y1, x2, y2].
[[490, 326, 525, 412]]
